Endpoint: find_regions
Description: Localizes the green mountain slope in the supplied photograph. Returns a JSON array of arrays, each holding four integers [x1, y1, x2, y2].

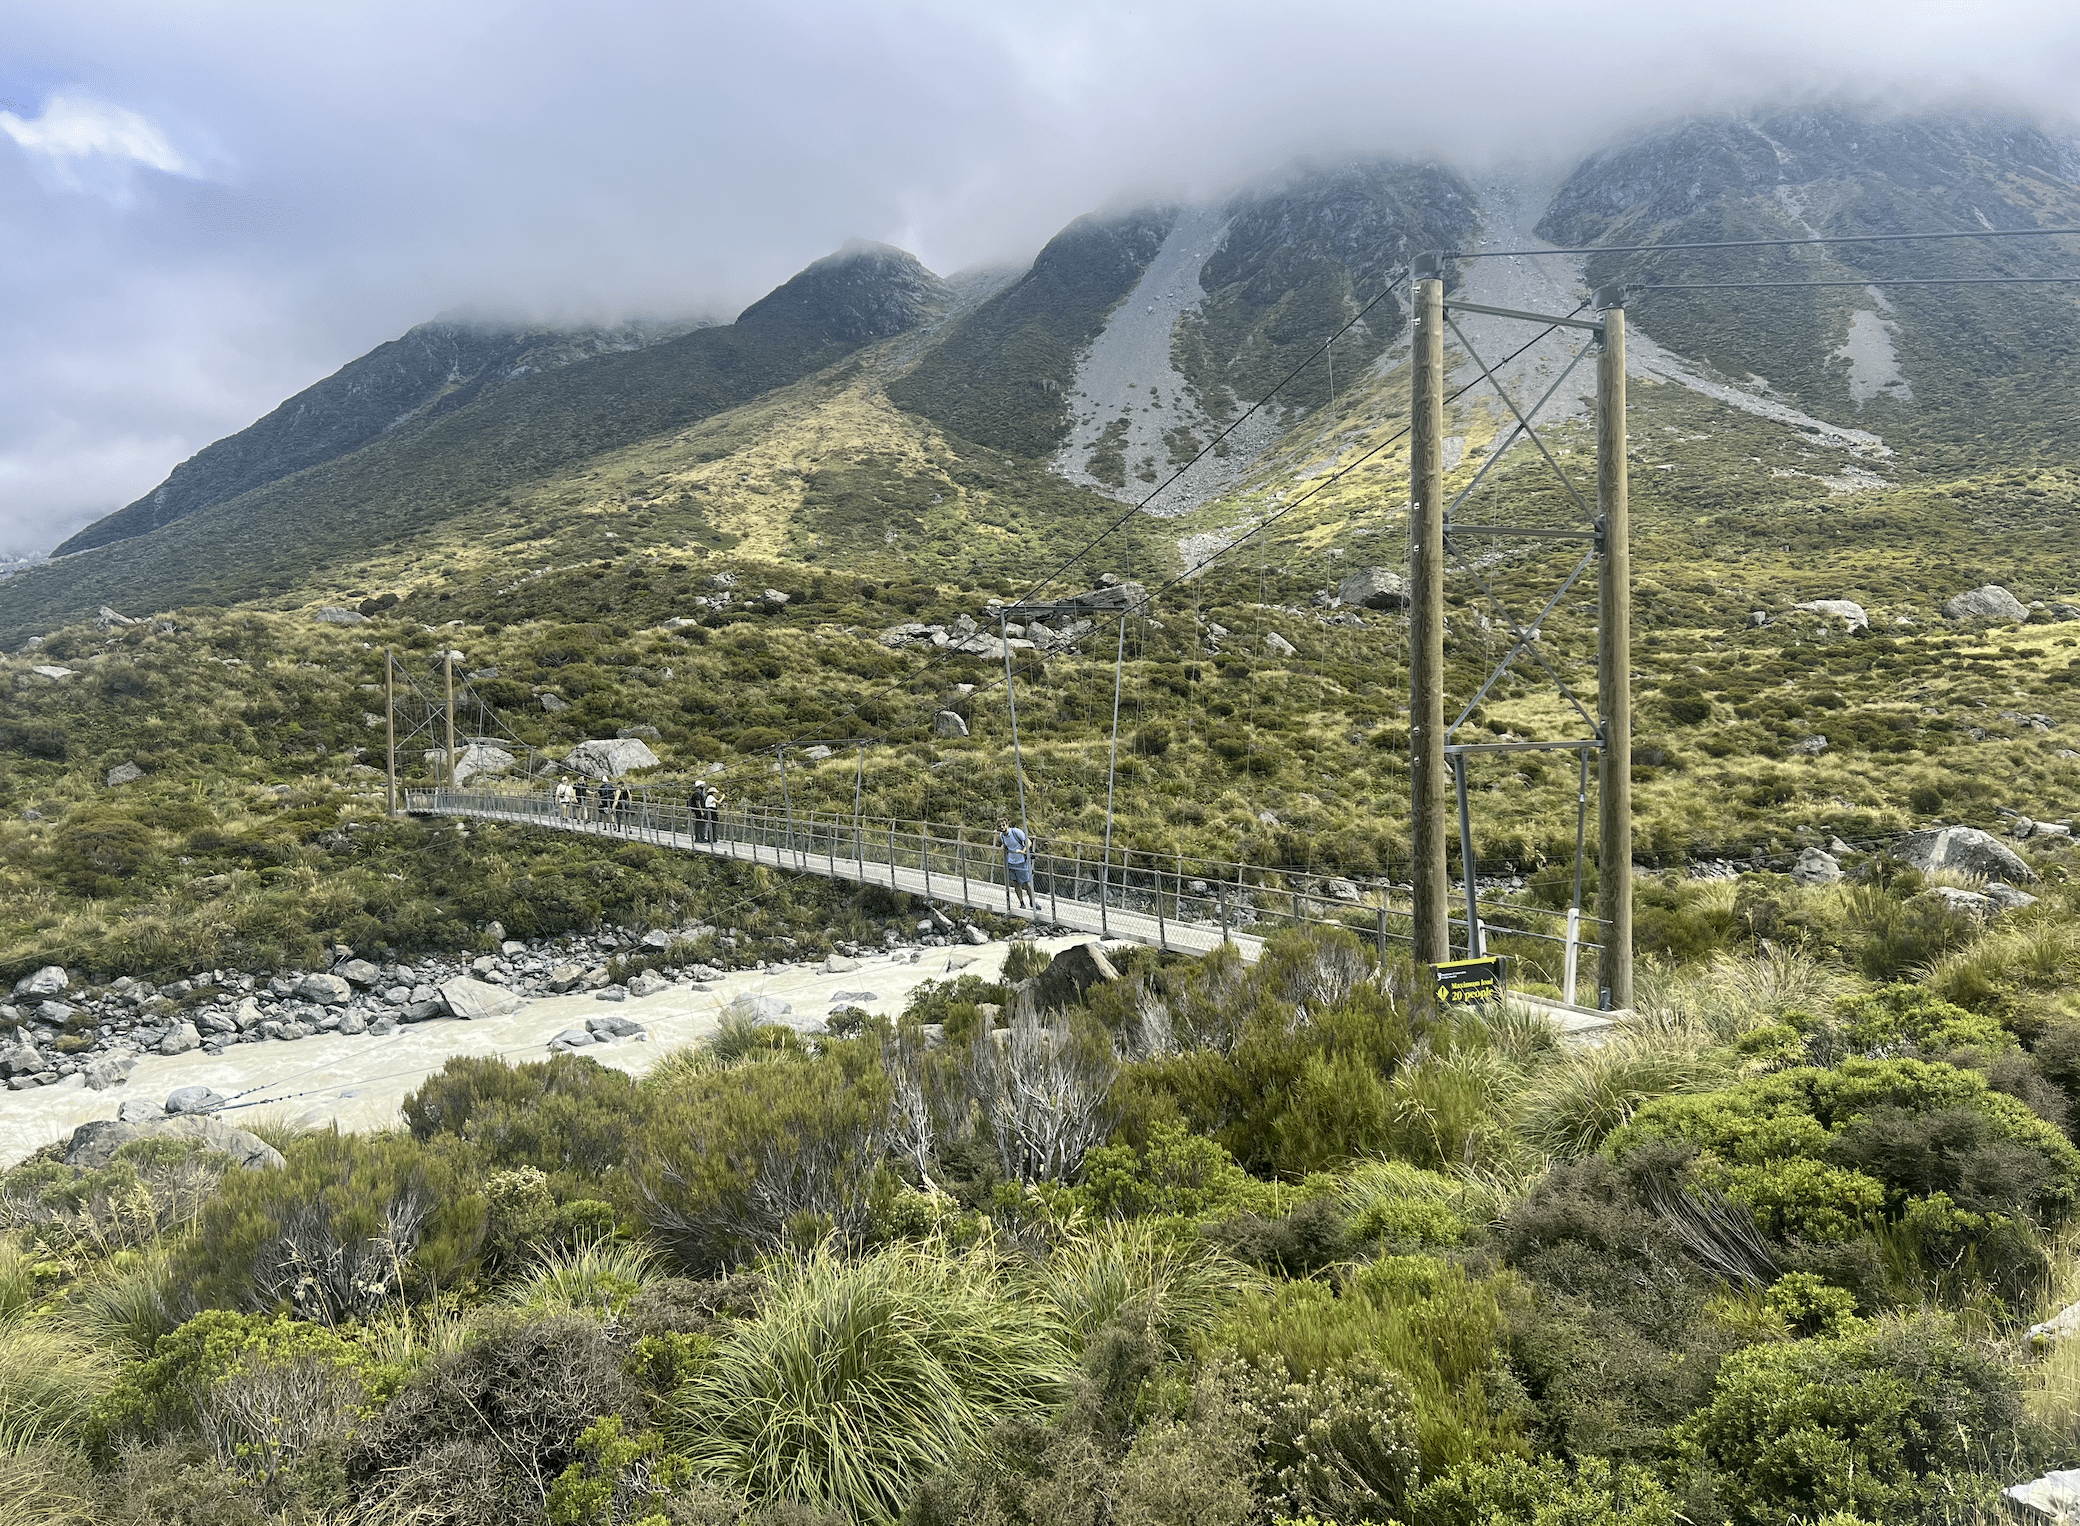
[[52, 317, 710, 557], [0, 245, 947, 643]]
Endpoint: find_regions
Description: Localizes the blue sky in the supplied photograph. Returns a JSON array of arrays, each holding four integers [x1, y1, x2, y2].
[[1, 0, 2076, 556]]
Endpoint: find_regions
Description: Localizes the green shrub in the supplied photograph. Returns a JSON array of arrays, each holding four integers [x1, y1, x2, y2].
[[1072, 1123, 1279, 1221], [673, 1241, 1070, 1524], [348, 1313, 644, 1525], [404, 1052, 648, 1198], [1222, 1254, 1513, 1476], [1673, 1312, 2021, 1524], [1253, 1358, 1421, 1522], [172, 1130, 488, 1321], [630, 1052, 892, 1274], [1408, 1453, 1680, 1526]]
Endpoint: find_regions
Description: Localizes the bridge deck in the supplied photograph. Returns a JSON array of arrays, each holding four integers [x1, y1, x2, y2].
[[407, 787, 1617, 1035]]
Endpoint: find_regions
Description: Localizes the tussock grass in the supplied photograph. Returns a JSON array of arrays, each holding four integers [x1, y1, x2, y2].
[[497, 1235, 659, 1317], [60, 1243, 177, 1357], [1637, 945, 1846, 1043], [1028, 1220, 1261, 1359], [0, 1316, 113, 1459], [675, 1239, 1070, 1523], [1517, 1025, 1731, 1160]]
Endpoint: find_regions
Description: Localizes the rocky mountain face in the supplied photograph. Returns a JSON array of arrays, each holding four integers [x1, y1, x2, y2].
[[13, 104, 2080, 638], [55, 317, 709, 557]]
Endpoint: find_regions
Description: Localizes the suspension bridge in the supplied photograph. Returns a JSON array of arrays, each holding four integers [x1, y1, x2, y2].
[[404, 783, 1618, 1031]]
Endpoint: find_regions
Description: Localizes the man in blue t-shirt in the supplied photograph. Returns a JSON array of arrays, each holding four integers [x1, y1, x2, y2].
[[998, 820, 1034, 909]]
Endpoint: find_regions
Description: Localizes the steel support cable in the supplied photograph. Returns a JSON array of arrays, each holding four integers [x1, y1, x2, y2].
[[1447, 226, 2080, 260], [809, 271, 1422, 744], [1445, 313, 1594, 520], [1008, 268, 1416, 613], [1628, 275, 2080, 291]]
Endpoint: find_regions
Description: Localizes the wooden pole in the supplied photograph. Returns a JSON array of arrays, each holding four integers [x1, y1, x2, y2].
[[1409, 259, 1450, 971], [1595, 292, 1633, 1011], [443, 648, 458, 792], [384, 648, 398, 816]]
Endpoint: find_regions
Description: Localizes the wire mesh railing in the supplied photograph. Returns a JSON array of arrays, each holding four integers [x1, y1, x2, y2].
[[405, 784, 1609, 986]]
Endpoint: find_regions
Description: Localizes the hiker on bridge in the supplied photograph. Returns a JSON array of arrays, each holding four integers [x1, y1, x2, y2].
[[704, 781, 723, 843], [593, 778, 613, 828], [555, 777, 576, 822], [998, 819, 1034, 909], [689, 780, 709, 842]]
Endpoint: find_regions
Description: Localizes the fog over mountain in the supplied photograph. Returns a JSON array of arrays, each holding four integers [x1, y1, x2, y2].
[[4, 0, 2080, 556]]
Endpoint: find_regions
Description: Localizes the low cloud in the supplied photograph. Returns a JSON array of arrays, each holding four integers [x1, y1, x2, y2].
[[1, 91, 191, 178], [2, 0, 2078, 556]]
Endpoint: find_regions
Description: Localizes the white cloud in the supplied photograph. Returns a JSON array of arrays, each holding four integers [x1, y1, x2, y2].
[[0, 91, 190, 176]]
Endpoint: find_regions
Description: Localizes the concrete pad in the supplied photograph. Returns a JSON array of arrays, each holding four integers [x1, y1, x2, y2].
[[0, 937, 1084, 1167]]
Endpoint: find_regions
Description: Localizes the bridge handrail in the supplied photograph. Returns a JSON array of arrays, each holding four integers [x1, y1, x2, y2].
[[403, 782, 1605, 958]]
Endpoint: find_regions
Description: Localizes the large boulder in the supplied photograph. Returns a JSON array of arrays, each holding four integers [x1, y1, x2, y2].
[[64, 1115, 285, 1172], [1790, 847, 1844, 886], [164, 1084, 226, 1115], [562, 738, 661, 780], [450, 743, 516, 787], [1264, 632, 1297, 657], [1898, 826, 2037, 885], [0, 1041, 49, 1078], [437, 976, 525, 1020], [295, 973, 353, 1005], [1044, 941, 1121, 999], [83, 1054, 137, 1091], [1338, 567, 1411, 610], [934, 711, 970, 739], [1945, 584, 2028, 622], [13, 965, 69, 999], [2005, 1469, 2080, 1523], [336, 958, 383, 988], [1794, 599, 1868, 632], [157, 1021, 202, 1056], [105, 762, 145, 787]]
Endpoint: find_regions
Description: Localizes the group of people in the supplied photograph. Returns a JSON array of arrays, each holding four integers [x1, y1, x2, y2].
[[689, 779, 724, 843], [552, 775, 636, 829], [548, 775, 1036, 908]]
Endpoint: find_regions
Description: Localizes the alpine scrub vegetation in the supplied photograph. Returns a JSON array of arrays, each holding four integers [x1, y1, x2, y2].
[[6, 913, 2080, 1521]]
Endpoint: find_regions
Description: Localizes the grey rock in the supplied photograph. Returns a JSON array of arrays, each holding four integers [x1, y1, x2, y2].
[[594, 986, 629, 1002], [83, 1054, 137, 1090], [539, 692, 570, 713], [315, 606, 368, 625], [295, 973, 352, 1005], [13, 965, 69, 998], [1793, 599, 1868, 632], [1945, 584, 2029, 622], [501, 940, 527, 955], [438, 976, 524, 1020], [1985, 883, 2040, 912], [336, 1009, 367, 1036], [1046, 941, 1121, 996], [105, 761, 145, 787], [822, 955, 862, 974], [562, 737, 660, 780], [583, 966, 611, 990], [933, 710, 970, 739], [1898, 825, 2037, 885], [232, 997, 264, 1031], [96, 605, 137, 627], [470, 955, 497, 973], [804, 745, 833, 760], [1337, 567, 1410, 610], [37, 1000, 75, 1024], [157, 1021, 201, 1056], [733, 994, 794, 1022], [1790, 847, 1844, 886], [30, 665, 74, 681], [545, 963, 585, 992], [164, 1084, 226, 1115], [368, 1014, 400, 1036], [445, 743, 514, 786], [199, 1010, 238, 1035], [336, 958, 382, 988], [1931, 886, 1997, 919], [962, 924, 989, 945], [1325, 877, 1362, 903], [587, 1013, 645, 1039], [117, 1099, 166, 1122], [831, 990, 880, 1004], [2003, 1468, 2080, 1523], [641, 929, 672, 949], [2013, 816, 2038, 840], [65, 1115, 284, 1172], [0, 1041, 49, 1077], [1795, 735, 1828, 755], [705, 571, 738, 590], [626, 971, 669, 998], [549, 1028, 595, 1049], [1746, 610, 1769, 627], [1264, 631, 1297, 657], [762, 588, 790, 606]]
